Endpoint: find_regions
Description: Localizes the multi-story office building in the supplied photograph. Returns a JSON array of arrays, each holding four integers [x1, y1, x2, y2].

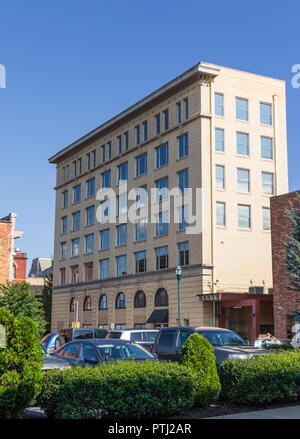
[[49, 62, 288, 342]]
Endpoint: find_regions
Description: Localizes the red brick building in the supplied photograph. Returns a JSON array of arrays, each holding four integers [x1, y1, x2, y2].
[[0, 213, 25, 284], [271, 190, 300, 339]]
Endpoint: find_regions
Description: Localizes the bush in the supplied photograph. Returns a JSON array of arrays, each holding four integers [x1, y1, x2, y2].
[[0, 308, 43, 418], [219, 351, 300, 406], [181, 333, 221, 407], [37, 360, 194, 419]]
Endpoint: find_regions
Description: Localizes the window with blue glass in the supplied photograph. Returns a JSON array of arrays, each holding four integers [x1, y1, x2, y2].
[[155, 246, 168, 270], [102, 170, 111, 188], [215, 128, 224, 152], [124, 131, 129, 151], [99, 259, 109, 280], [163, 109, 169, 130], [176, 102, 182, 123], [71, 238, 79, 257], [135, 125, 140, 145], [155, 211, 169, 236], [155, 114, 161, 135], [61, 216, 67, 234], [136, 153, 147, 177], [178, 241, 189, 266], [260, 103, 272, 125], [100, 229, 110, 250], [215, 93, 224, 116], [73, 184, 81, 204], [236, 98, 248, 121], [156, 143, 168, 168], [118, 162, 128, 183], [107, 141, 112, 160], [236, 132, 249, 156], [86, 178, 95, 198], [116, 255, 127, 277], [117, 224, 127, 246], [72, 211, 80, 231], [178, 205, 189, 231], [183, 98, 189, 120], [85, 233, 94, 254], [135, 219, 147, 241], [135, 251, 146, 274], [261, 137, 273, 160], [178, 133, 188, 158], [216, 165, 225, 189], [62, 190, 68, 208], [86, 206, 95, 226], [117, 135, 122, 154], [177, 169, 189, 193], [156, 177, 169, 201], [142, 121, 148, 141]]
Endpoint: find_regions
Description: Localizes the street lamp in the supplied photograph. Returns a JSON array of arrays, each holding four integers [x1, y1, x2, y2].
[[176, 265, 182, 326]]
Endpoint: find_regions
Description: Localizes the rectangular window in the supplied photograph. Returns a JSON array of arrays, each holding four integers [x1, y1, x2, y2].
[[135, 125, 140, 145], [178, 205, 189, 231], [183, 98, 189, 120], [177, 169, 189, 193], [107, 141, 112, 160], [155, 246, 168, 270], [66, 165, 69, 181], [86, 206, 95, 226], [72, 211, 80, 231], [260, 103, 272, 125], [71, 265, 79, 284], [101, 144, 106, 162], [100, 229, 110, 250], [237, 168, 250, 193], [117, 135, 122, 154], [73, 184, 81, 204], [118, 162, 128, 183], [135, 219, 147, 241], [178, 133, 188, 158], [136, 153, 147, 177], [156, 143, 168, 168], [117, 193, 128, 216], [176, 102, 182, 123], [262, 207, 271, 231], [86, 178, 95, 198], [142, 121, 148, 142], [236, 132, 249, 156], [91, 150, 96, 168], [155, 211, 169, 236], [99, 259, 109, 280], [215, 93, 224, 116], [236, 97, 248, 121], [60, 268, 66, 285], [135, 185, 147, 209], [86, 153, 90, 171], [62, 190, 68, 209], [78, 158, 82, 175], [116, 255, 127, 277], [163, 109, 169, 130], [156, 177, 169, 201], [216, 202, 225, 226], [60, 242, 67, 260], [155, 114, 161, 135], [117, 224, 127, 246], [124, 131, 129, 151], [71, 238, 79, 257], [73, 160, 77, 178], [85, 234, 94, 254], [261, 137, 273, 160], [216, 165, 225, 189], [238, 204, 251, 229], [262, 172, 274, 195], [178, 242, 189, 266], [61, 216, 67, 234], [215, 128, 224, 152], [62, 167, 65, 184], [135, 251, 146, 274], [84, 262, 93, 282], [102, 170, 111, 189]]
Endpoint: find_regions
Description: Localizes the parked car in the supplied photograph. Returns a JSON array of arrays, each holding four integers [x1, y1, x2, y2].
[[49, 327, 109, 350], [40, 332, 60, 354], [53, 339, 156, 366], [153, 326, 269, 366], [41, 344, 69, 371], [254, 337, 283, 348], [107, 329, 159, 351]]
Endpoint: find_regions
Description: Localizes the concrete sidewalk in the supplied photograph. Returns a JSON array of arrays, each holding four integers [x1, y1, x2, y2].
[[206, 405, 300, 419]]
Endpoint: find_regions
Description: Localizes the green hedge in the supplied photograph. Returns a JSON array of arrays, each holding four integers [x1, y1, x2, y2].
[[219, 351, 300, 406], [37, 360, 194, 419], [0, 308, 43, 418], [182, 333, 221, 407]]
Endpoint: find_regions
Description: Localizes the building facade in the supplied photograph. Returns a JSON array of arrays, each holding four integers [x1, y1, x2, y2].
[[271, 190, 300, 339], [0, 213, 24, 284], [49, 62, 289, 342]]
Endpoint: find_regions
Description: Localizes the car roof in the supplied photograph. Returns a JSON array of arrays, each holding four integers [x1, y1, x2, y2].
[[158, 326, 232, 332], [63, 338, 136, 345], [109, 329, 158, 333]]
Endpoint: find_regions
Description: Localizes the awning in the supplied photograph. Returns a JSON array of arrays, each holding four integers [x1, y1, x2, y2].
[[146, 309, 168, 324]]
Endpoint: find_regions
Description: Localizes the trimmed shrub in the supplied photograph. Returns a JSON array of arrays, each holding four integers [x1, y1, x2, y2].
[[0, 308, 43, 418], [219, 351, 300, 406], [181, 333, 221, 407], [37, 360, 194, 419]]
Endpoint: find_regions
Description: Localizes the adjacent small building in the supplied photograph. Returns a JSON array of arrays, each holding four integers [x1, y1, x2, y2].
[[0, 213, 25, 284]]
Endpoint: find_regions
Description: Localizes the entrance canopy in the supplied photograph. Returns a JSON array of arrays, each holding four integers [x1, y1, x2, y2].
[[146, 309, 168, 324]]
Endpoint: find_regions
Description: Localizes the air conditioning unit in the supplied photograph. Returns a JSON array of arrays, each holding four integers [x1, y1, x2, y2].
[[249, 286, 264, 295]]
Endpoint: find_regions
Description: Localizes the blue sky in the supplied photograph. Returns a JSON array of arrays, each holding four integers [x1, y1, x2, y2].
[[0, 0, 299, 271]]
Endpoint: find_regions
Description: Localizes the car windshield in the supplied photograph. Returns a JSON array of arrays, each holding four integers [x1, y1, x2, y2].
[[96, 343, 153, 361], [197, 330, 247, 346]]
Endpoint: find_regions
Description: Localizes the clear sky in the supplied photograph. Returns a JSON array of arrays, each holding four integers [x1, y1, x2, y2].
[[0, 0, 299, 272]]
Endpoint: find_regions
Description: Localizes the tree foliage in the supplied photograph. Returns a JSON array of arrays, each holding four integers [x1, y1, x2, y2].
[[286, 195, 300, 294]]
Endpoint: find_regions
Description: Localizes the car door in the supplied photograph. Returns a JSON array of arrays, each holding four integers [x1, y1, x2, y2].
[[175, 329, 194, 362], [56, 342, 81, 366], [155, 329, 178, 361], [78, 343, 100, 366]]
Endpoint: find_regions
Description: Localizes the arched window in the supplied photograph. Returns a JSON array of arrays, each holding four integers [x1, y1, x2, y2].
[[99, 294, 108, 310], [116, 292, 126, 309], [83, 296, 92, 311], [134, 291, 146, 308], [155, 288, 168, 307], [70, 297, 75, 312]]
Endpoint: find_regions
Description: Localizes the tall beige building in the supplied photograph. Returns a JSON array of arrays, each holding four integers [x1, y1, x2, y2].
[[49, 62, 288, 342]]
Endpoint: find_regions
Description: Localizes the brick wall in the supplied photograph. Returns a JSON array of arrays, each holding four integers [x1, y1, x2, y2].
[[271, 191, 300, 338], [0, 221, 12, 284]]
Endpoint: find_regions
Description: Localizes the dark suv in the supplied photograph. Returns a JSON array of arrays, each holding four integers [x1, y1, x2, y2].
[[153, 326, 269, 366]]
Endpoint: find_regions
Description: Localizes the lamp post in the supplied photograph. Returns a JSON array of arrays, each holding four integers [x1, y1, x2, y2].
[[176, 266, 182, 326]]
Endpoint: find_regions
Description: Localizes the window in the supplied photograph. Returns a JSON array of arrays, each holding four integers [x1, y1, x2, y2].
[[135, 185, 147, 209], [60, 242, 67, 260], [236, 97, 248, 121], [215, 128, 224, 152], [261, 137, 273, 160], [156, 177, 168, 201], [238, 204, 251, 229], [176, 102, 182, 123], [216, 165, 225, 189], [178, 205, 189, 231], [62, 167, 66, 184], [124, 131, 129, 151], [262, 172, 274, 195], [86, 178, 95, 198], [178, 241, 189, 266], [71, 265, 79, 284], [260, 103, 272, 125], [84, 262, 93, 282], [85, 234, 94, 254], [215, 93, 224, 116], [62, 190, 68, 209], [99, 259, 109, 280], [155, 114, 161, 135], [118, 162, 128, 183], [262, 207, 271, 231], [135, 251, 146, 274], [237, 168, 250, 193], [73, 184, 81, 204], [86, 153, 90, 171], [156, 143, 168, 168], [236, 132, 249, 156], [99, 294, 108, 310], [178, 133, 188, 159], [155, 288, 168, 306], [142, 121, 148, 142], [102, 170, 111, 189], [183, 98, 189, 120], [117, 135, 122, 154], [116, 255, 127, 277], [136, 153, 147, 176], [91, 150, 96, 168], [100, 229, 110, 250], [216, 202, 225, 227], [177, 169, 189, 193], [84, 296, 92, 311], [78, 158, 82, 175], [73, 160, 77, 178], [155, 246, 168, 270], [86, 206, 94, 226], [135, 219, 147, 241], [134, 291, 146, 308], [177, 329, 192, 347], [116, 224, 127, 246], [101, 144, 106, 162], [116, 292, 126, 309], [107, 141, 112, 160], [116, 193, 128, 216], [163, 109, 169, 130], [60, 268, 66, 285], [135, 125, 140, 145], [72, 211, 80, 231], [61, 216, 67, 234], [71, 238, 79, 257], [158, 330, 176, 346], [155, 211, 169, 236]]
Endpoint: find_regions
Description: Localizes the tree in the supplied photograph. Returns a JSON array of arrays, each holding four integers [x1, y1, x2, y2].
[[0, 281, 46, 334], [286, 195, 300, 294], [42, 274, 52, 334]]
